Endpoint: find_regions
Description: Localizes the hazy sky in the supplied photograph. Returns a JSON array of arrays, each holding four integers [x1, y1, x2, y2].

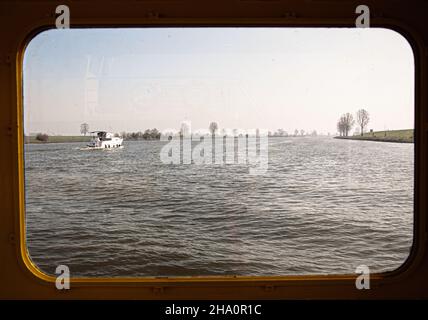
[[24, 28, 414, 135]]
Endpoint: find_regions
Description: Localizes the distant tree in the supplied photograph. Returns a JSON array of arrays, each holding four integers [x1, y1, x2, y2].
[[129, 131, 143, 140], [337, 120, 344, 136], [276, 128, 286, 137], [209, 122, 219, 136], [344, 113, 355, 136], [275, 129, 289, 137], [300, 129, 305, 136], [311, 130, 318, 136], [80, 123, 89, 136], [36, 133, 48, 142], [356, 109, 370, 136], [294, 129, 299, 137], [150, 128, 161, 139], [337, 113, 355, 137], [143, 129, 151, 140], [121, 129, 161, 141]]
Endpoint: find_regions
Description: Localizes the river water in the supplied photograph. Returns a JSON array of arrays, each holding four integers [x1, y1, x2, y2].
[[24, 137, 414, 277]]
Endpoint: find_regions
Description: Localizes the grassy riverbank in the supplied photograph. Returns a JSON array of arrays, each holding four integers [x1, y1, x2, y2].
[[335, 129, 413, 143], [25, 136, 92, 144]]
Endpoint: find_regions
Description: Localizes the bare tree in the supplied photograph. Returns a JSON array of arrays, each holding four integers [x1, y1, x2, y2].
[[356, 109, 370, 136], [294, 129, 299, 137], [300, 129, 305, 136], [337, 113, 355, 137], [209, 122, 219, 136], [337, 120, 344, 136], [344, 113, 355, 136], [80, 123, 89, 136]]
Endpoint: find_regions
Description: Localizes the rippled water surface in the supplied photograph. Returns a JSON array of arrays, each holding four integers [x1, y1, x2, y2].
[[25, 137, 414, 277]]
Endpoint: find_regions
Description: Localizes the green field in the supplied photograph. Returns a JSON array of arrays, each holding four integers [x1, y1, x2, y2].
[[335, 129, 414, 143], [25, 135, 91, 144]]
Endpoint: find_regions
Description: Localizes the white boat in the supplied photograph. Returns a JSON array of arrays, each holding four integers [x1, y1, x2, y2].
[[87, 131, 123, 149]]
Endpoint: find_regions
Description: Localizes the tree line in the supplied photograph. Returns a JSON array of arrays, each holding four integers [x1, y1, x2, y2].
[[80, 123, 161, 140], [268, 129, 318, 137], [80, 114, 369, 142], [79, 121, 322, 141], [337, 109, 370, 137], [120, 129, 161, 140]]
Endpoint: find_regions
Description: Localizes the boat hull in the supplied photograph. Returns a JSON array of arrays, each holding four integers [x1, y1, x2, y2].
[[87, 137, 123, 149]]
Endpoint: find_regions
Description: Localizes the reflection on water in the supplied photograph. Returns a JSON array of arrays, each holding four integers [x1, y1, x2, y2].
[[24, 137, 414, 277]]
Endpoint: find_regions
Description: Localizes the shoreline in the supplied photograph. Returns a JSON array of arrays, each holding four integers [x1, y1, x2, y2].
[[24, 137, 162, 144], [334, 136, 413, 143], [25, 130, 414, 144], [24, 136, 91, 144], [333, 129, 413, 144]]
